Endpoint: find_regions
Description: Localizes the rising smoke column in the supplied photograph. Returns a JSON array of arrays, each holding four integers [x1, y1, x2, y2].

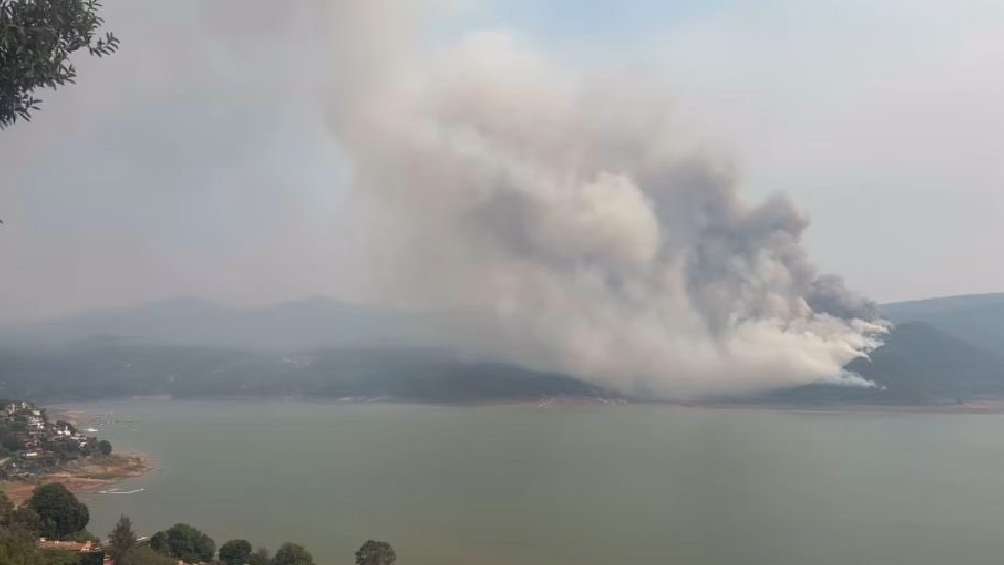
[[326, 2, 888, 399]]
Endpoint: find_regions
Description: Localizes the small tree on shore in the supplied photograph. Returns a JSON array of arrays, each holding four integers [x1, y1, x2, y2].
[[107, 515, 136, 564], [149, 523, 215, 563], [219, 538, 252, 565], [273, 542, 314, 565], [97, 440, 112, 456], [149, 530, 168, 552], [355, 540, 396, 565]]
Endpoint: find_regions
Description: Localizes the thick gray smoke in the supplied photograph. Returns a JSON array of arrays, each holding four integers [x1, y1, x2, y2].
[[327, 2, 888, 399]]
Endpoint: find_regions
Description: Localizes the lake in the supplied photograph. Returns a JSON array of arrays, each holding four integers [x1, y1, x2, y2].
[[63, 399, 1004, 565]]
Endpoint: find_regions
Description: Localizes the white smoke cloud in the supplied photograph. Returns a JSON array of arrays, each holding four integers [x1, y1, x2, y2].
[[326, 2, 888, 399]]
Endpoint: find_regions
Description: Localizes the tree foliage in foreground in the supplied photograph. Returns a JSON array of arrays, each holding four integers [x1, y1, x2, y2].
[[355, 540, 397, 565], [27, 483, 89, 540], [272, 542, 314, 565], [8, 506, 42, 535], [0, 0, 119, 128], [149, 523, 215, 564], [0, 527, 45, 565], [107, 515, 136, 564], [5, 493, 398, 565], [0, 490, 57, 565], [219, 538, 253, 565]]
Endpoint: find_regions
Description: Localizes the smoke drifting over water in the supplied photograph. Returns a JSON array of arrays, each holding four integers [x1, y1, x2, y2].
[[327, 2, 888, 399]]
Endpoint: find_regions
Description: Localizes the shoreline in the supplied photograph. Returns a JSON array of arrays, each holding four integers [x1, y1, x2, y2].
[[2, 401, 156, 506], [1, 452, 155, 506], [47, 394, 1004, 415]]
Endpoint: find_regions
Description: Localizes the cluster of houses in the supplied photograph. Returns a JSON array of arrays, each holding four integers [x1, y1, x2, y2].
[[0, 400, 103, 480]]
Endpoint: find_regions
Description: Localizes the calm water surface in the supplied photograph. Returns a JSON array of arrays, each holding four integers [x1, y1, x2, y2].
[[63, 399, 1004, 565]]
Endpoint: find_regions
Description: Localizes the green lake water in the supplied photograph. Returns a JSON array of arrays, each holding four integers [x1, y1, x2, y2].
[[62, 399, 1004, 565]]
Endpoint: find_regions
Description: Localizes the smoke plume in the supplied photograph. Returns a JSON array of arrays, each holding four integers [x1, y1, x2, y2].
[[326, 2, 888, 399]]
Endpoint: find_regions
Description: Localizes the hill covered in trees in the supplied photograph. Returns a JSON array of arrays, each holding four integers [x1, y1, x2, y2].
[[0, 340, 607, 403], [761, 321, 1004, 405], [750, 293, 1004, 405], [3, 294, 1004, 406]]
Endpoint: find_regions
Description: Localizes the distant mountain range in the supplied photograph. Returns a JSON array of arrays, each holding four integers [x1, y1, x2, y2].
[[881, 293, 1004, 353], [0, 298, 603, 403], [0, 296, 442, 351], [1, 293, 1002, 405]]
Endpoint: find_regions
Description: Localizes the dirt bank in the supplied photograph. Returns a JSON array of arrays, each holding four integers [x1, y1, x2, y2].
[[1, 453, 153, 506]]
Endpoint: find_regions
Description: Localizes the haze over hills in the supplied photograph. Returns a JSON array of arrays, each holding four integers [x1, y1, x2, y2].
[[880, 293, 1004, 354], [1, 293, 1002, 405], [0, 296, 441, 351], [0, 298, 605, 403]]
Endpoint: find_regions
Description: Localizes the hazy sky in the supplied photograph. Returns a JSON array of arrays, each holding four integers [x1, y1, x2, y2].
[[1, 0, 1002, 323]]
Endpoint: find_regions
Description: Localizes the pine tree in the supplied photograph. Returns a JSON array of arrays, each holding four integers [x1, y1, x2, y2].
[[107, 515, 136, 564]]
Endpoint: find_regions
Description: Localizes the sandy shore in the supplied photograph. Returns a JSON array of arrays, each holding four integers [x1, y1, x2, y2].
[[2, 453, 154, 506]]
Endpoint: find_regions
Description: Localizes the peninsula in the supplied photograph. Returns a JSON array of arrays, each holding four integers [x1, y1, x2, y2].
[[0, 400, 150, 505]]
